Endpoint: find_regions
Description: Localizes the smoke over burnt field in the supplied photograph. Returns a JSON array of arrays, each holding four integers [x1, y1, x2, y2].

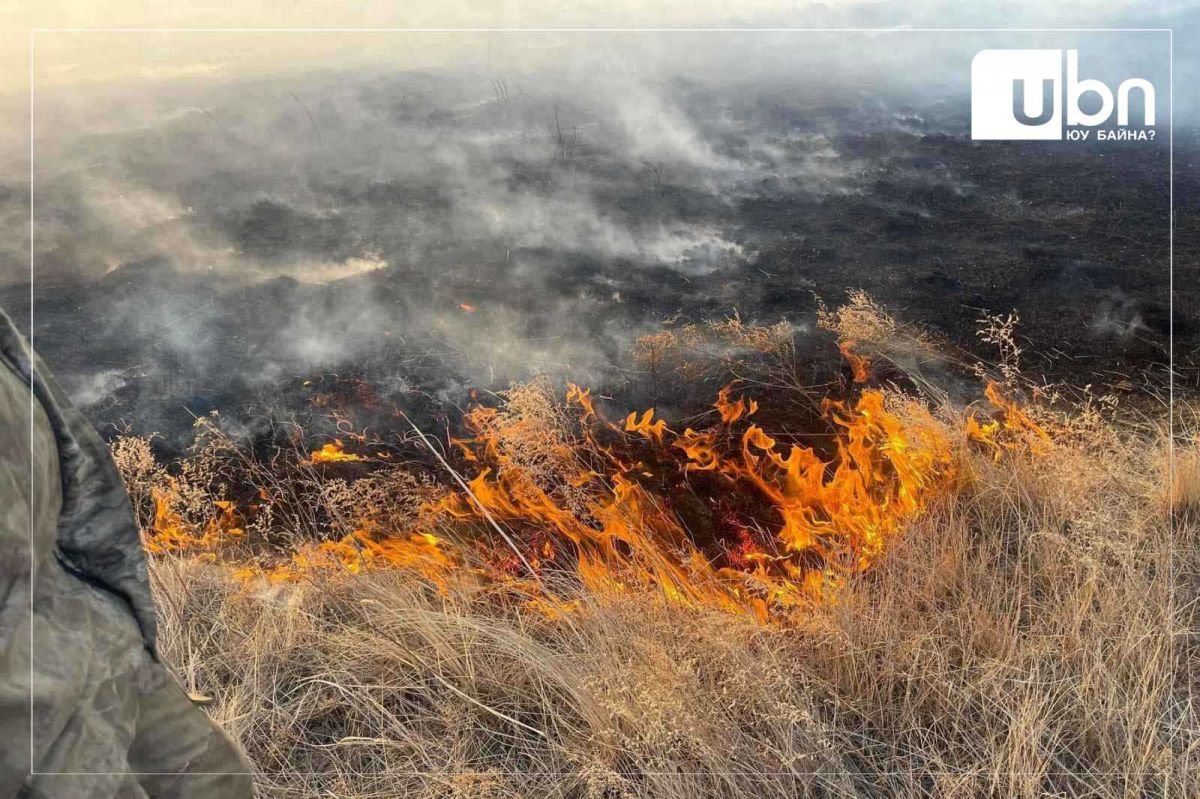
[[6, 26, 1198, 799], [5, 52, 1192, 447]]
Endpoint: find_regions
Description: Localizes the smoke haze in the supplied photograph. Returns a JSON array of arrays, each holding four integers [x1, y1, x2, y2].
[[0, 16, 1190, 442]]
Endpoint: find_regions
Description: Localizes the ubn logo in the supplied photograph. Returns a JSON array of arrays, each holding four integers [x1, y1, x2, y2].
[[971, 49, 1156, 140]]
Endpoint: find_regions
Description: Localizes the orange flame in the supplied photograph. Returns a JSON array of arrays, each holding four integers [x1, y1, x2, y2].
[[715, 385, 758, 424], [141, 486, 244, 555], [409, 383, 956, 618], [256, 528, 461, 589], [966, 381, 1051, 458], [839, 340, 871, 383], [566, 383, 597, 422], [309, 439, 365, 464], [624, 409, 669, 444], [142, 375, 1050, 623]]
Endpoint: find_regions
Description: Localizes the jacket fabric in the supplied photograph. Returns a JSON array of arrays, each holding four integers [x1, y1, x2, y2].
[[0, 309, 253, 798]]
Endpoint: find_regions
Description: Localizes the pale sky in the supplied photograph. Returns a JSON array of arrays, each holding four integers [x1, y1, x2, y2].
[[0, 0, 1186, 177], [4, 1, 810, 98], [3, 0, 1179, 98]]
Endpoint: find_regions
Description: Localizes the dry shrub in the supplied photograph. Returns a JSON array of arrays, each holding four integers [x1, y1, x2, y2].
[[111, 433, 167, 529], [1171, 406, 1200, 516], [321, 468, 438, 537], [1174, 441, 1200, 514], [816, 288, 900, 344], [816, 289, 951, 397], [114, 410, 445, 558], [114, 416, 279, 553], [475, 376, 579, 481], [160, 415, 249, 532], [812, 408, 1195, 797], [113, 421, 252, 547], [973, 310, 1024, 387], [631, 315, 794, 384]]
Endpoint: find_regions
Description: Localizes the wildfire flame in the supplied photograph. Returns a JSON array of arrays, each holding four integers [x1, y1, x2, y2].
[[839, 340, 872, 383], [142, 486, 244, 555], [966, 381, 1051, 458], [385, 383, 958, 619], [309, 439, 365, 464], [715, 385, 758, 424], [254, 529, 461, 589], [139, 352, 1052, 622]]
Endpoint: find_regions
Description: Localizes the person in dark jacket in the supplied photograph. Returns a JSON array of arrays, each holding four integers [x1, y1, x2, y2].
[[0, 309, 254, 798]]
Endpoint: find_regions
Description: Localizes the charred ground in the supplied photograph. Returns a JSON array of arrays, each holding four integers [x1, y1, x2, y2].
[[1, 73, 1191, 451]]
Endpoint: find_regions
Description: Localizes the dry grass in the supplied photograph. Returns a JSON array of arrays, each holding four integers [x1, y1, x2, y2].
[[631, 314, 796, 386], [130, 295, 1199, 797], [146, 408, 1200, 798]]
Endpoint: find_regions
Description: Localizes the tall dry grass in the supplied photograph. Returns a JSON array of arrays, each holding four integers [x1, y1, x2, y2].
[[144, 402, 1200, 798]]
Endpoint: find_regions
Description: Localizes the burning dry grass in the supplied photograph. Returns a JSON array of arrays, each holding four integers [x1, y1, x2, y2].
[[147, 422, 1198, 798], [118, 296, 1200, 797]]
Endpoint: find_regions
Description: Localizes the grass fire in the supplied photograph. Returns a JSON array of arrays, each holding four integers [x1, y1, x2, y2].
[[110, 295, 1198, 798]]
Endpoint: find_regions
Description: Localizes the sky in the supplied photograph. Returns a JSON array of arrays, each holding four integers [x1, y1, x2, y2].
[[1, 1, 1191, 98], [5, 2, 828, 97]]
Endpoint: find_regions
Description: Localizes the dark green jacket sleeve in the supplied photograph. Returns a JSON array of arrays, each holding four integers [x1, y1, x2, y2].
[[0, 309, 253, 799]]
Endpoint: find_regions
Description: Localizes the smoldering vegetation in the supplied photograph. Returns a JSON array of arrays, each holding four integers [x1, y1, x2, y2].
[[0, 57, 1189, 450]]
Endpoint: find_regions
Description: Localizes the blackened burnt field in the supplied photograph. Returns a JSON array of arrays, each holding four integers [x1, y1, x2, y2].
[[4, 71, 1191, 449]]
